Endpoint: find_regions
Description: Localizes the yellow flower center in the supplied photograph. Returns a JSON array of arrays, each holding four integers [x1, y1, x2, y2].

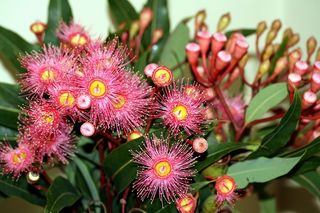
[[172, 104, 188, 121], [31, 23, 45, 33], [12, 150, 27, 164], [178, 196, 195, 212], [41, 69, 55, 81], [111, 95, 126, 109], [89, 79, 107, 98], [216, 176, 236, 195], [42, 112, 55, 124], [70, 33, 87, 46], [58, 91, 75, 107], [152, 67, 172, 86], [127, 131, 143, 141], [154, 160, 172, 178]]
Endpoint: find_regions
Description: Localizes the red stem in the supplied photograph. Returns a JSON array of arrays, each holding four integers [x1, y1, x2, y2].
[[121, 187, 130, 213]]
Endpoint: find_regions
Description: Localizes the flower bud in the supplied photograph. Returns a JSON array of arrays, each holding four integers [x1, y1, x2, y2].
[[307, 36, 317, 58], [139, 7, 153, 30], [272, 43, 280, 54], [215, 51, 232, 71], [129, 21, 139, 39], [204, 87, 215, 101], [287, 73, 301, 91], [152, 28, 163, 44], [271, 19, 282, 32], [211, 32, 227, 55], [316, 48, 320, 61], [127, 130, 143, 142], [302, 91, 317, 109], [311, 72, 320, 92], [283, 28, 293, 40], [287, 34, 300, 48], [176, 194, 197, 213], [238, 54, 249, 69], [77, 94, 91, 110], [274, 57, 288, 75], [196, 31, 211, 54], [257, 60, 270, 78], [144, 63, 159, 77], [30, 21, 47, 35], [256, 21, 267, 37], [262, 44, 274, 61], [195, 10, 206, 30], [217, 13, 231, 32], [27, 172, 40, 184], [151, 66, 173, 87], [215, 175, 237, 197], [233, 39, 249, 59], [186, 43, 200, 66], [121, 31, 129, 43], [289, 48, 302, 71], [192, 138, 208, 153], [294, 61, 308, 75], [314, 61, 320, 73], [80, 122, 95, 137], [265, 30, 277, 45], [226, 33, 246, 54]]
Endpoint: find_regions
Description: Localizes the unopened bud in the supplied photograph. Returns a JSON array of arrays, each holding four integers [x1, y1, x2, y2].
[[256, 21, 267, 37], [273, 44, 280, 54], [127, 130, 143, 141], [262, 44, 274, 61], [195, 10, 206, 30], [302, 91, 317, 109], [139, 8, 153, 30], [289, 48, 302, 71], [27, 172, 40, 184], [316, 48, 320, 61], [211, 32, 227, 55], [287, 34, 300, 48], [258, 60, 271, 77], [121, 32, 129, 43], [265, 30, 277, 45], [233, 39, 249, 59], [283, 28, 293, 40], [294, 61, 308, 75], [129, 21, 139, 39], [186, 42, 200, 66], [307, 36, 317, 58], [215, 51, 232, 71], [204, 88, 215, 101], [144, 63, 159, 77], [226, 33, 246, 54], [80, 122, 95, 137], [77, 94, 91, 110], [271, 19, 282, 32], [152, 28, 163, 44], [238, 54, 249, 69], [217, 13, 231, 32], [274, 57, 288, 74], [288, 73, 301, 91], [314, 61, 320, 73], [197, 31, 211, 54], [311, 72, 320, 92], [151, 66, 173, 87], [193, 138, 208, 153]]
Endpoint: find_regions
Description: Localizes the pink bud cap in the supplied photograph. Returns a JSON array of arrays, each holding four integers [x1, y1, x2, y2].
[[294, 61, 308, 75], [314, 61, 320, 73], [192, 138, 208, 153], [233, 39, 249, 59], [211, 32, 227, 55], [77, 94, 91, 110], [80, 122, 95, 137], [302, 91, 317, 109], [215, 50, 232, 71], [311, 72, 320, 92], [186, 42, 200, 65], [144, 63, 158, 77], [288, 73, 301, 87], [196, 31, 211, 54]]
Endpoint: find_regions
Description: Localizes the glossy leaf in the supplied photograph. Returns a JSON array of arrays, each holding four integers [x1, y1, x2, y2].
[[0, 26, 38, 73], [0, 175, 46, 206], [195, 142, 249, 171], [191, 181, 212, 193], [0, 106, 19, 130], [107, 0, 138, 28], [0, 83, 24, 108], [45, 177, 81, 213], [245, 83, 288, 124], [227, 156, 302, 188], [44, 0, 73, 45], [248, 92, 301, 158], [225, 28, 256, 38], [292, 171, 320, 199]]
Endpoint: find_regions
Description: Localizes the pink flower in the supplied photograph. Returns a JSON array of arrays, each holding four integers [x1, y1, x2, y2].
[[19, 45, 77, 98], [157, 82, 206, 136], [57, 21, 91, 49], [131, 135, 196, 204], [0, 143, 34, 177], [215, 175, 238, 208]]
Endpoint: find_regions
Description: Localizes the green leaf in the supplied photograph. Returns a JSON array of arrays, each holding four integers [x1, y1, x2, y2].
[[225, 28, 256, 38], [0, 83, 24, 108], [248, 92, 301, 158], [245, 83, 288, 124], [292, 171, 320, 199], [44, 0, 73, 45], [195, 142, 249, 171], [260, 197, 277, 213], [107, 0, 138, 28], [0, 106, 19, 130], [0, 175, 46, 206], [105, 138, 144, 193], [227, 156, 302, 188], [191, 181, 212, 193], [280, 136, 320, 162], [267, 37, 289, 74], [134, 50, 149, 76], [73, 157, 101, 213], [159, 21, 189, 67], [0, 26, 38, 74], [45, 177, 81, 213]]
